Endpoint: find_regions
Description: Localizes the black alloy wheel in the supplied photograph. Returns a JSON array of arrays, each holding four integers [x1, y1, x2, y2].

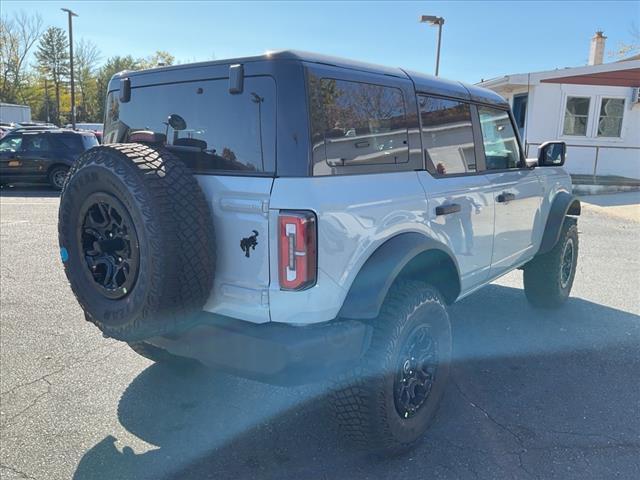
[[560, 237, 575, 289], [78, 192, 140, 299], [393, 324, 438, 419]]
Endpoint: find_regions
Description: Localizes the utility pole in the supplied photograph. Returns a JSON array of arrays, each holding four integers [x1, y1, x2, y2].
[[44, 78, 50, 123], [61, 8, 78, 128], [419, 15, 445, 76]]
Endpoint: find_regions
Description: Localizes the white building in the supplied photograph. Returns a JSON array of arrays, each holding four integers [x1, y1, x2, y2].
[[478, 32, 640, 185], [0, 103, 32, 124]]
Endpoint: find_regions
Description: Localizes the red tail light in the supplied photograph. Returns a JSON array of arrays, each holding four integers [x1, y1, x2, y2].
[[278, 211, 317, 290]]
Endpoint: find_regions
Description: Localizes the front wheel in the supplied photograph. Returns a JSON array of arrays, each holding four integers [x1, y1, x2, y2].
[[524, 218, 578, 308], [331, 281, 452, 453]]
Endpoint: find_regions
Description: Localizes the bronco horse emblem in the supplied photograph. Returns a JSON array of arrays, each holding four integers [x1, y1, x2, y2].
[[240, 230, 259, 258]]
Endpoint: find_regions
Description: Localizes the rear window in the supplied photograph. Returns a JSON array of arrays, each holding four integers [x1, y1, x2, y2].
[[308, 76, 409, 175], [82, 134, 99, 149], [104, 76, 276, 174]]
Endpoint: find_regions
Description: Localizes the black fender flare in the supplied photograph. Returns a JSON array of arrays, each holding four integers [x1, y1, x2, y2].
[[538, 191, 581, 255], [338, 232, 461, 320]]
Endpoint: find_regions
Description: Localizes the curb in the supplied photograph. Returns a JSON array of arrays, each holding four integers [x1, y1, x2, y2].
[[572, 184, 640, 195]]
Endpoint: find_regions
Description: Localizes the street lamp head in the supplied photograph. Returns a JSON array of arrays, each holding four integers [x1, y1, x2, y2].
[[61, 8, 78, 17], [419, 15, 444, 25]]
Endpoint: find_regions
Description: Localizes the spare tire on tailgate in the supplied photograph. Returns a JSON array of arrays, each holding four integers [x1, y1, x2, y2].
[[58, 143, 215, 341]]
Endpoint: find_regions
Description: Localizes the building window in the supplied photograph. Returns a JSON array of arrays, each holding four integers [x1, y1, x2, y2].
[[562, 96, 590, 136], [597, 98, 625, 137], [512, 93, 528, 140]]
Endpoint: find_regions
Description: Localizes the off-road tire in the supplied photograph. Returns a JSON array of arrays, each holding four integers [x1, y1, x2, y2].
[[331, 281, 452, 453], [128, 341, 199, 368], [523, 218, 578, 308], [48, 165, 70, 190], [58, 143, 215, 341]]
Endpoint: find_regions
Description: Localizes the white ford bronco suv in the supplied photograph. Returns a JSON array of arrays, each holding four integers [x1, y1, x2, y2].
[[58, 51, 580, 451]]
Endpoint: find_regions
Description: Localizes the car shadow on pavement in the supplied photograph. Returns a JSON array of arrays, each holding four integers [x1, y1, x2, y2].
[[73, 285, 640, 480], [0, 185, 60, 197]]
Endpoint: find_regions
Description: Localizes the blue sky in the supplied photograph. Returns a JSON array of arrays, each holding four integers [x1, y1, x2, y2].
[[5, 0, 640, 83]]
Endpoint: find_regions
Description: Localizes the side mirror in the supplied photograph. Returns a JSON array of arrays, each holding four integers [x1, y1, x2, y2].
[[167, 114, 187, 131], [537, 141, 566, 166], [119, 78, 131, 103]]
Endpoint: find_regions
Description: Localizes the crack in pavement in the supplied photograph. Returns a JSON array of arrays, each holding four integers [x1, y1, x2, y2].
[[450, 376, 640, 479], [452, 377, 526, 448], [0, 463, 36, 479], [1, 340, 119, 397], [0, 342, 121, 430], [452, 377, 539, 479], [1, 378, 52, 428]]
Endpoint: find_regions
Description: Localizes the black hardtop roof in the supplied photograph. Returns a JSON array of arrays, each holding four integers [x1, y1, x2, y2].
[[111, 50, 507, 108]]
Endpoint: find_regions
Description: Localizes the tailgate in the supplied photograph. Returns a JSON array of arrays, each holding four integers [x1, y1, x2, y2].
[[195, 175, 274, 323]]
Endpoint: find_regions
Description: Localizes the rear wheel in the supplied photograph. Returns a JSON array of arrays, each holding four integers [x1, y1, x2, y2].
[[331, 281, 451, 453], [48, 165, 69, 190], [524, 218, 578, 308]]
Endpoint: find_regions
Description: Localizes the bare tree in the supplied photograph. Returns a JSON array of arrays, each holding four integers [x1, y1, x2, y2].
[[609, 22, 640, 59], [74, 39, 101, 121], [0, 11, 43, 103]]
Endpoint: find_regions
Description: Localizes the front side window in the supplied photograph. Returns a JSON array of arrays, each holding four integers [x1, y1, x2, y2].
[[22, 134, 51, 152], [563, 96, 590, 136], [597, 98, 625, 137], [308, 76, 408, 173], [478, 106, 521, 170], [104, 76, 276, 173], [0, 136, 22, 152], [419, 96, 476, 175]]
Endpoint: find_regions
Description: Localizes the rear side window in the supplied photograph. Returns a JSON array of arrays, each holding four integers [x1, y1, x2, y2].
[[57, 135, 84, 153], [308, 76, 409, 175], [104, 76, 276, 174], [419, 96, 476, 175], [478, 106, 521, 170]]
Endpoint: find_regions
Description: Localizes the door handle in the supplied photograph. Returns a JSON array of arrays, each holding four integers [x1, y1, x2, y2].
[[435, 203, 461, 216], [497, 192, 516, 203]]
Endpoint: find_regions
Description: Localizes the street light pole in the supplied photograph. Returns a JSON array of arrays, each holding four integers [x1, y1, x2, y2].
[[419, 15, 445, 76], [61, 8, 78, 129]]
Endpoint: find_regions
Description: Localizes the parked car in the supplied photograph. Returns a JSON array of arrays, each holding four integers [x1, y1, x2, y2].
[[15, 121, 57, 128], [9, 125, 58, 133], [57, 51, 580, 452], [0, 129, 98, 189]]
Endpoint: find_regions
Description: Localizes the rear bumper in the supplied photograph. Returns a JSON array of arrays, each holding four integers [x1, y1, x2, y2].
[[147, 314, 372, 385]]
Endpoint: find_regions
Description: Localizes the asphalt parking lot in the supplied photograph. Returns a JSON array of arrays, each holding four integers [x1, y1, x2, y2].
[[1, 187, 639, 480]]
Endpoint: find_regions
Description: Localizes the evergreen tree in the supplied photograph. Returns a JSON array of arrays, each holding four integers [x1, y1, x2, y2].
[[35, 26, 69, 125]]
